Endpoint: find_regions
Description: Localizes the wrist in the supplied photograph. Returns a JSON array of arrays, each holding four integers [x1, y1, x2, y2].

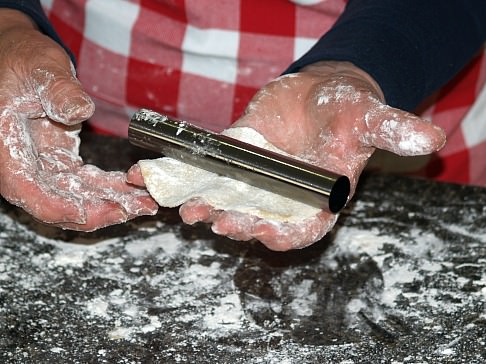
[[0, 8, 37, 33], [301, 61, 386, 103]]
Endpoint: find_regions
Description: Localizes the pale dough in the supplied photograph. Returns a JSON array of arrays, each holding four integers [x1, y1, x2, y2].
[[138, 127, 320, 223]]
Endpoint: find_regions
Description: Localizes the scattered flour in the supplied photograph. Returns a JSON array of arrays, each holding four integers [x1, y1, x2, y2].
[[289, 279, 317, 316], [86, 297, 110, 318], [1, 193, 484, 362], [203, 293, 244, 331], [139, 127, 321, 223], [49, 347, 65, 354], [333, 221, 449, 311], [124, 233, 182, 257]]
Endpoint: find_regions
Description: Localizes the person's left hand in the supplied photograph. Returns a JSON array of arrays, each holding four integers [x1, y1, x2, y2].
[[129, 61, 446, 250]]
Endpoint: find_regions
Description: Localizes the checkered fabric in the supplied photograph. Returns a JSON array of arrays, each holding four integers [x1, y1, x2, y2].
[[40, 0, 486, 186], [420, 50, 486, 186]]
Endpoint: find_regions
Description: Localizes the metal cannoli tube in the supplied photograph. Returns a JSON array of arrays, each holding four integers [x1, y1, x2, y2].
[[128, 109, 350, 213]]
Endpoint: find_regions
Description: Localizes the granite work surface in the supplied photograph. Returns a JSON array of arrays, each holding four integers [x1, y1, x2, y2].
[[0, 133, 485, 363]]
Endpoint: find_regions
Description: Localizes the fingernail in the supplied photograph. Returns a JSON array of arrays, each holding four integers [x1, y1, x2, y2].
[[62, 96, 95, 123]]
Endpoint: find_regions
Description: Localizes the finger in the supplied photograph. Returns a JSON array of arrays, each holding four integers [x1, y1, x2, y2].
[[363, 104, 446, 156], [49, 172, 153, 230], [179, 198, 216, 224], [32, 62, 95, 125], [2, 172, 86, 224], [75, 165, 159, 217], [78, 165, 142, 192], [252, 212, 337, 251], [210, 211, 259, 241], [53, 200, 129, 231]]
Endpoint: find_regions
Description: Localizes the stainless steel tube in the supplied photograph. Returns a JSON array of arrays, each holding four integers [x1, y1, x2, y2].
[[128, 109, 350, 213]]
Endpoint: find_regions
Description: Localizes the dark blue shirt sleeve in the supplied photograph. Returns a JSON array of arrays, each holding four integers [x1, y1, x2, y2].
[[0, 0, 75, 63], [285, 0, 486, 111]]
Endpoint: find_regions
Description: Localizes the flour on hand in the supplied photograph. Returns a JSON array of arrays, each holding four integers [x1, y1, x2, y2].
[[138, 127, 321, 223]]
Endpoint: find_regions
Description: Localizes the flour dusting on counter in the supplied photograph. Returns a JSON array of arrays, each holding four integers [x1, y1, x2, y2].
[[1, 172, 485, 363]]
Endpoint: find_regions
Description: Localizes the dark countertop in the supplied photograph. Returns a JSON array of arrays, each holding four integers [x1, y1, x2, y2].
[[0, 132, 485, 363]]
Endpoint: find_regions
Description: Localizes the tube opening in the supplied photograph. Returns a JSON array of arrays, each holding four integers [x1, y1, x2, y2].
[[328, 176, 350, 213]]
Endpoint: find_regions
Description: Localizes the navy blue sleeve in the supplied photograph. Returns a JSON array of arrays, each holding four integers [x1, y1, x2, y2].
[[285, 0, 486, 111], [0, 0, 75, 63]]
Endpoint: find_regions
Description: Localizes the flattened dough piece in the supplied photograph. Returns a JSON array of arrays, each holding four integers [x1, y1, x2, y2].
[[138, 127, 320, 223]]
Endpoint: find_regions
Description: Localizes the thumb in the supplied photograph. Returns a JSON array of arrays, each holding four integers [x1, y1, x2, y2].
[[32, 62, 95, 125], [362, 105, 446, 156]]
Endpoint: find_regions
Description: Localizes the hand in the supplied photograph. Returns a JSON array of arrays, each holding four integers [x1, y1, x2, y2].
[[174, 61, 446, 250], [0, 10, 157, 231]]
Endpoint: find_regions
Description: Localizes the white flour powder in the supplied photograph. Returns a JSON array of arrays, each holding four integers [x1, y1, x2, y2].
[[0, 197, 483, 362]]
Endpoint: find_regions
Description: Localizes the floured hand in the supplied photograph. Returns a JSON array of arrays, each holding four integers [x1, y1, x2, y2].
[[0, 10, 157, 231], [167, 61, 446, 250]]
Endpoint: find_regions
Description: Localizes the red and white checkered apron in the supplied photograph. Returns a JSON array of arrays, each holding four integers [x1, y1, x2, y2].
[[40, 0, 486, 186]]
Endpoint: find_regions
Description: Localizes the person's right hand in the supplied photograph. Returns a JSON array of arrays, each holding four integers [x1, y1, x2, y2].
[[173, 61, 446, 251], [0, 9, 158, 231]]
